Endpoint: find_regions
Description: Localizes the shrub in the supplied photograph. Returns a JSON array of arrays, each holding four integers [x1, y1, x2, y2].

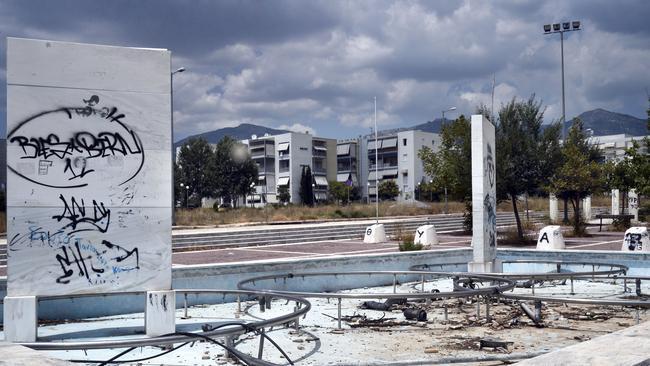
[[398, 233, 423, 251]]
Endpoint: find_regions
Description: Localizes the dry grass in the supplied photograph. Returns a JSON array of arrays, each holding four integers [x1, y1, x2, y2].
[[174, 201, 469, 227]]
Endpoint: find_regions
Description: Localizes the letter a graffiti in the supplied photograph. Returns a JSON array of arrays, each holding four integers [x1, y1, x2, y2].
[[539, 232, 549, 244]]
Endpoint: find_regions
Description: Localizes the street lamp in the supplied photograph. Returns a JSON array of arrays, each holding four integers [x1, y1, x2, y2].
[[543, 20, 581, 140], [417, 181, 421, 201], [311, 183, 316, 205], [171, 67, 186, 223], [179, 183, 190, 208], [441, 106, 457, 124]]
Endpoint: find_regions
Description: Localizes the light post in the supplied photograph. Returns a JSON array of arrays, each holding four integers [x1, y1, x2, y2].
[[441, 106, 457, 124], [444, 186, 448, 214], [429, 179, 433, 202], [374, 96, 379, 224], [311, 183, 316, 206], [544, 21, 580, 224], [417, 182, 421, 201], [179, 183, 190, 208], [171, 67, 185, 223], [543, 21, 581, 140]]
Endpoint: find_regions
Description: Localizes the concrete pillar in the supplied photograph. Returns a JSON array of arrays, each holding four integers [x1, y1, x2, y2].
[[145, 290, 176, 337], [582, 196, 592, 221], [629, 189, 639, 222], [612, 189, 620, 215], [549, 194, 559, 223], [3, 296, 37, 342], [468, 115, 501, 273]]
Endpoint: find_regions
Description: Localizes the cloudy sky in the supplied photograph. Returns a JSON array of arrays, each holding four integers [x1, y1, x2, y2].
[[1, 0, 648, 141]]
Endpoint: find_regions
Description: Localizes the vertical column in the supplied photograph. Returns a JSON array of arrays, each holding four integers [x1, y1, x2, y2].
[[611, 189, 620, 215], [582, 196, 592, 221], [549, 194, 559, 223], [3, 296, 37, 342], [629, 189, 639, 222], [145, 290, 176, 337], [468, 115, 501, 273]]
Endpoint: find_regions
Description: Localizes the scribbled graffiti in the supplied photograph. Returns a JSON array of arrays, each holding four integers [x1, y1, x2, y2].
[[7, 95, 145, 189], [485, 143, 495, 188], [484, 193, 496, 247], [55, 239, 140, 284], [51, 194, 111, 234]]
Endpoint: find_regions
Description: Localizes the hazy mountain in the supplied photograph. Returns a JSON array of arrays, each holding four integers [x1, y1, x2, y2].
[[569, 108, 647, 136], [410, 109, 648, 137], [174, 123, 289, 148]]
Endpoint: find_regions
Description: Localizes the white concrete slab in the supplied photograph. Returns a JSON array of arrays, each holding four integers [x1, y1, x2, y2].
[[3, 296, 37, 342]]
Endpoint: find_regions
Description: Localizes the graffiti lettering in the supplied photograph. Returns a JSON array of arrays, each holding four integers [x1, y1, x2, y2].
[[7, 95, 145, 189], [52, 194, 111, 233], [55, 239, 139, 284], [484, 193, 496, 247]]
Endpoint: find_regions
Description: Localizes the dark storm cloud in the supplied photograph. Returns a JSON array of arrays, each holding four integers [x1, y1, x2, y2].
[[0, 0, 648, 140]]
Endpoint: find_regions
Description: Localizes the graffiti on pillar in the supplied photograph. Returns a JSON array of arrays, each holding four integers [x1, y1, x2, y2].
[[484, 143, 496, 247]]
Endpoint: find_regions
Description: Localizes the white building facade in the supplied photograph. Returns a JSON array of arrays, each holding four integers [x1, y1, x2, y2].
[[587, 134, 649, 162], [244, 132, 336, 206], [356, 129, 441, 202]]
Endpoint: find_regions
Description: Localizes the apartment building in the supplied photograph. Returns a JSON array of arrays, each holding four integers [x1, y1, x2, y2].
[[356, 130, 440, 202], [336, 139, 359, 187], [587, 134, 650, 162], [244, 132, 336, 206]]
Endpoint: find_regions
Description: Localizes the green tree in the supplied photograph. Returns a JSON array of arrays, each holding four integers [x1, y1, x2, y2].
[[495, 96, 562, 240], [378, 180, 399, 200], [299, 166, 314, 206], [418, 115, 472, 201], [277, 185, 291, 204], [213, 136, 258, 208], [626, 98, 650, 196], [548, 119, 604, 234], [329, 181, 352, 205], [176, 138, 215, 207]]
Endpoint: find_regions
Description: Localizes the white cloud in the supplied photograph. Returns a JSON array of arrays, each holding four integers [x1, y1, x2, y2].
[[277, 123, 316, 136]]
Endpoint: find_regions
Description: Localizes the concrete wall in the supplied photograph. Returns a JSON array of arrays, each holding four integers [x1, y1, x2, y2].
[[2, 247, 650, 322]]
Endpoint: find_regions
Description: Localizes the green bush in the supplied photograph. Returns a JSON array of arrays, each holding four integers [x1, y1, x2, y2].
[[398, 233, 423, 251]]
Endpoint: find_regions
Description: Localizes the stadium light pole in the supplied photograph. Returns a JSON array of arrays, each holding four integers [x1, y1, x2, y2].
[[171, 67, 185, 224], [543, 21, 581, 140], [440, 106, 455, 214]]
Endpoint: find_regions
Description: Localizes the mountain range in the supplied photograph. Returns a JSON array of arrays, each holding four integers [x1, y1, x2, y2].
[[174, 108, 647, 147], [411, 108, 648, 137]]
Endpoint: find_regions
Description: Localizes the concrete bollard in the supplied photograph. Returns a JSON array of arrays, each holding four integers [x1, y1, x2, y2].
[[536, 225, 565, 250], [549, 194, 559, 223], [363, 224, 386, 243], [145, 290, 176, 337], [3, 296, 37, 342], [414, 225, 438, 248], [621, 227, 650, 253]]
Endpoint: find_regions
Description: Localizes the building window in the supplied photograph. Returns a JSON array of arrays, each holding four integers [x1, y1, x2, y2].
[[402, 153, 408, 162], [403, 138, 407, 146]]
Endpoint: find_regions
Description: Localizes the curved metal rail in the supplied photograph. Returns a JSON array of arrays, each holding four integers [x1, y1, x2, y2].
[[20, 289, 311, 352], [411, 260, 628, 280], [237, 271, 517, 299]]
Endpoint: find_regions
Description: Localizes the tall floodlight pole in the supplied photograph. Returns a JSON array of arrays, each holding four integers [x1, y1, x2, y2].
[[374, 96, 379, 224], [171, 67, 186, 224], [543, 21, 581, 140], [441, 106, 456, 214]]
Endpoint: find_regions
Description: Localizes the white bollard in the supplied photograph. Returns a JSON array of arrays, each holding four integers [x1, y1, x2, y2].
[[363, 224, 386, 243], [145, 290, 176, 337], [621, 227, 650, 253], [536, 225, 565, 250], [549, 194, 559, 223], [414, 225, 438, 248], [582, 196, 592, 221], [628, 190, 639, 222], [3, 296, 37, 342], [611, 189, 620, 215]]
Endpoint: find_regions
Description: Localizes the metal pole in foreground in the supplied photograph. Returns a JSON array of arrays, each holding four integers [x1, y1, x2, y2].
[[374, 96, 379, 224]]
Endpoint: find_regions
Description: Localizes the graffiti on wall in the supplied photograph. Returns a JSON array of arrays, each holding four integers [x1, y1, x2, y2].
[[7, 95, 145, 288], [484, 142, 496, 248]]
